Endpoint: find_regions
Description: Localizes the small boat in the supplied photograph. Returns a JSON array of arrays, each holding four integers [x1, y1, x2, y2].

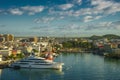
[[10, 55, 64, 70]]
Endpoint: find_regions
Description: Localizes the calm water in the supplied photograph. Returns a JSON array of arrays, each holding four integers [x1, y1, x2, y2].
[[1, 53, 120, 80]]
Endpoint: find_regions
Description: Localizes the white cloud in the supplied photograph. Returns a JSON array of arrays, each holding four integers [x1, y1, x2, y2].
[[91, 0, 120, 15], [111, 21, 120, 29], [62, 0, 120, 17], [83, 15, 102, 22], [59, 16, 64, 19], [63, 0, 120, 18], [34, 17, 55, 23], [31, 25, 58, 35], [71, 0, 82, 5], [7, 5, 45, 15], [21, 6, 44, 15], [105, 3, 120, 14], [9, 8, 23, 15], [76, 0, 82, 5], [49, 9, 74, 16], [73, 8, 92, 16], [99, 22, 112, 27], [2, 0, 120, 18], [47, 0, 118, 21], [84, 21, 120, 30], [59, 3, 74, 10], [31, 20, 120, 36], [91, 0, 113, 10], [42, 17, 55, 23], [67, 24, 79, 30], [60, 10, 74, 16], [83, 16, 93, 22], [95, 16, 102, 19], [48, 7, 55, 14], [77, 0, 82, 3]]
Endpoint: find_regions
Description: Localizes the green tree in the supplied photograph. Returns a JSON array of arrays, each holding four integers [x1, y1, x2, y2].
[[62, 41, 73, 48]]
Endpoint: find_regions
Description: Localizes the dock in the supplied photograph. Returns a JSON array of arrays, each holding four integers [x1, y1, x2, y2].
[[0, 60, 12, 69]]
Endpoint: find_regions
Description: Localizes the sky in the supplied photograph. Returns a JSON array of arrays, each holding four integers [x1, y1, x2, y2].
[[0, 0, 120, 37]]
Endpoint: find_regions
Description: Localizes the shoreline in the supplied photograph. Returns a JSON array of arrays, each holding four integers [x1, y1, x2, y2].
[[59, 48, 92, 53]]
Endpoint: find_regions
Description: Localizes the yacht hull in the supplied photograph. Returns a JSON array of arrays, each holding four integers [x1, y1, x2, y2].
[[10, 56, 64, 70], [11, 62, 63, 69]]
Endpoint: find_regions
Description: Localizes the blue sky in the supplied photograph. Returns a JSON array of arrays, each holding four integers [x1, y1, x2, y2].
[[0, 0, 120, 37]]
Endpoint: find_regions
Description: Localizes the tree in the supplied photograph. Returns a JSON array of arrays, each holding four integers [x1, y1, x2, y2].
[[62, 41, 73, 48]]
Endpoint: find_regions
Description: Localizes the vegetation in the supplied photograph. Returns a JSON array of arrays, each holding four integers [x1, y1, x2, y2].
[[61, 34, 120, 53], [62, 41, 93, 51], [89, 35, 102, 40], [90, 34, 120, 40], [32, 49, 39, 53], [103, 34, 120, 39], [9, 53, 25, 60]]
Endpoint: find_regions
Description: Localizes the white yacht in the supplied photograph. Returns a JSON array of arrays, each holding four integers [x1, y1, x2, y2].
[[10, 55, 64, 70]]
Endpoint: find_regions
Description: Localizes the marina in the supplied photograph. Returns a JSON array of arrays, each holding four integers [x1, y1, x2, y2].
[[1, 53, 120, 80]]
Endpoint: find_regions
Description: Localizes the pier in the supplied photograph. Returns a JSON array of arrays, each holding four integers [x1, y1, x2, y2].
[[0, 60, 11, 69]]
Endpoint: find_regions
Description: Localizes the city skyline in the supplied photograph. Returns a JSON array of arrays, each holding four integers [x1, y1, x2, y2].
[[0, 0, 120, 37]]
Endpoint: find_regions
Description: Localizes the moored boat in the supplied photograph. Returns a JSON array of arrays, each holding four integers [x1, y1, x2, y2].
[[10, 55, 64, 70]]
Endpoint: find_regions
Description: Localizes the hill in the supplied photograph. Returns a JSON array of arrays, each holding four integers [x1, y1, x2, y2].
[[90, 34, 120, 40]]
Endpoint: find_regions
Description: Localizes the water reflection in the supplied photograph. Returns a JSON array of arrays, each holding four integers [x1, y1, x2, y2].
[[104, 58, 120, 65], [0, 53, 120, 80], [0, 68, 64, 80], [0, 69, 2, 79]]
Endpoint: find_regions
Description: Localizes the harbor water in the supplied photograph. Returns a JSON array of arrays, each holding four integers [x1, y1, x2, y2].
[[0, 53, 120, 80]]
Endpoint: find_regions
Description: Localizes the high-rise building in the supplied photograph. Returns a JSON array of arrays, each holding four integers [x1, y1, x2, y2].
[[34, 37, 38, 43], [3, 34, 8, 41], [3, 34, 14, 42], [8, 34, 14, 41], [0, 37, 5, 43]]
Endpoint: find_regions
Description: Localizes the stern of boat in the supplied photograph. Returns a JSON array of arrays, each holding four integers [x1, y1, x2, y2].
[[54, 62, 64, 70]]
